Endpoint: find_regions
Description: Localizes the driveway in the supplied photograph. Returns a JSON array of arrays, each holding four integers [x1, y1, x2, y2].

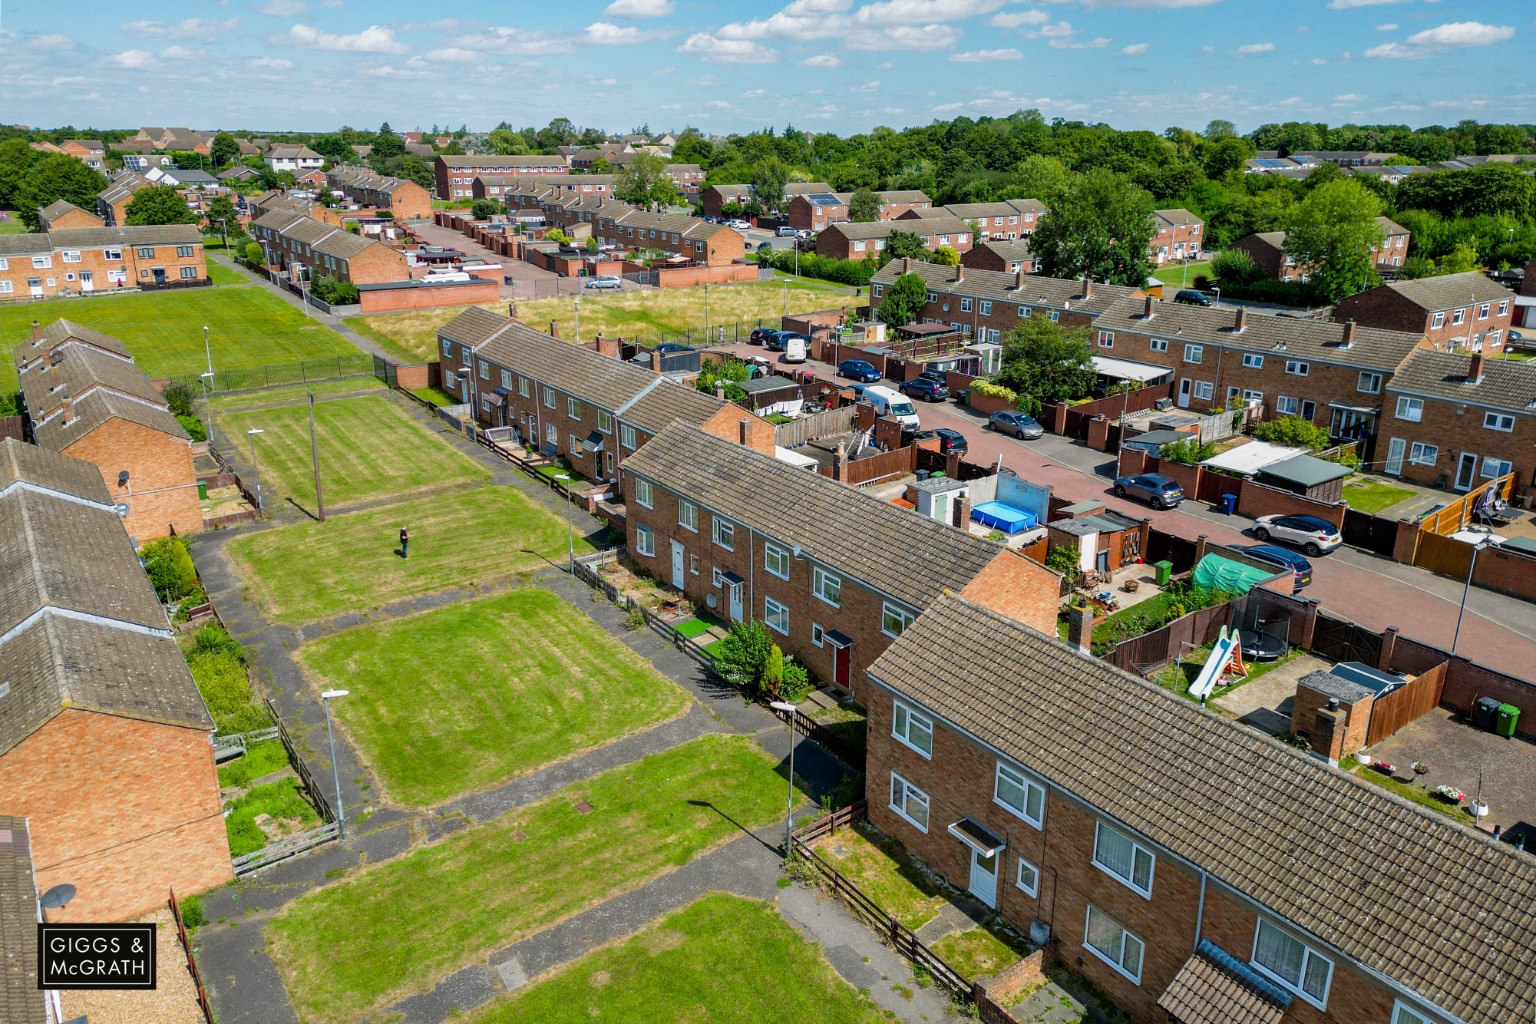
[[734, 341, 1536, 681], [408, 219, 578, 300]]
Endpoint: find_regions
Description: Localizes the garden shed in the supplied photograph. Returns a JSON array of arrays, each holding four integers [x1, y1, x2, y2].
[[1047, 509, 1146, 575], [736, 375, 804, 418], [1254, 454, 1349, 502], [1121, 428, 1191, 455]]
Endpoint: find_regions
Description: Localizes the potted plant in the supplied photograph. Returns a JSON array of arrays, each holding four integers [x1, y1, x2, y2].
[[1354, 749, 1371, 765], [1412, 761, 1429, 775]]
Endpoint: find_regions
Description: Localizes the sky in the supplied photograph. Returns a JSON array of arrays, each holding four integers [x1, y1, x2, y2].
[[2, 0, 1531, 136]]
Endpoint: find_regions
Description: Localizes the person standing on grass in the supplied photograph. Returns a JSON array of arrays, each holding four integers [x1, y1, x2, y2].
[[400, 526, 410, 559]]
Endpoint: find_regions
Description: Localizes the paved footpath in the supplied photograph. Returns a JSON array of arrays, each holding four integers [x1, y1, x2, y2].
[[192, 395, 961, 1024]]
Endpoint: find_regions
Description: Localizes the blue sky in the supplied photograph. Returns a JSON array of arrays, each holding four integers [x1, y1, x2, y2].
[[3, 0, 1530, 135]]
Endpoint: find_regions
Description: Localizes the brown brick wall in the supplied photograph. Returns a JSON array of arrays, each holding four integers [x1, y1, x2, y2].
[[44, 207, 106, 230], [1379, 394, 1536, 491], [1334, 289, 1515, 352], [0, 239, 205, 299], [64, 418, 202, 542], [345, 243, 410, 285], [1292, 683, 1371, 757], [1, 710, 231, 922], [1229, 236, 1292, 281], [700, 405, 777, 454], [957, 551, 1060, 637], [1238, 481, 1346, 530], [357, 278, 501, 313]]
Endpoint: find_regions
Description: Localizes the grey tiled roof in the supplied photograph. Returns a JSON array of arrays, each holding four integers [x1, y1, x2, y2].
[[38, 199, 92, 221], [1367, 271, 1514, 312], [1384, 349, 1536, 413], [439, 307, 511, 348], [48, 223, 201, 247], [939, 200, 1039, 220], [0, 437, 110, 501], [31, 388, 189, 452], [827, 217, 972, 241], [1154, 208, 1202, 227], [1297, 669, 1374, 705], [868, 594, 1536, 1024], [0, 816, 44, 1024], [438, 155, 570, 168], [0, 234, 52, 257], [623, 424, 1014, 611], [1092, 295, 1427, 371], [19, 342, 167, 417], [1156, 944, 1287, 1024], [972, 239, 1033, 261], [13, 319, 133, 370], [873, 260, 1142, 318]]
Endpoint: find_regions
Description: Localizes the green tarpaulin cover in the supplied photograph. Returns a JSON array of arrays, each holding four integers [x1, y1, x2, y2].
[[1192, 554, 1275, 596]]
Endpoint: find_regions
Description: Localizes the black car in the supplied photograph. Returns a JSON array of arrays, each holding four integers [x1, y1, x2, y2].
[[655, 342, 694, 354], [900, 378, 950, 402], [748, 327, 778, 345], [838, 358, 881, 383], [1173, 289, 1213, 307], [917, 368, 948, 384], [1240, 544, 1313, 592], [913, 427, 967, 455], [764, 331, 787, 352]]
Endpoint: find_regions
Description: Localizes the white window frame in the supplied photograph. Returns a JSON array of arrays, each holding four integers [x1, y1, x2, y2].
[[888, 771, 930, 833], [1284, 360, 1309, 377], [1193, 380, 1214, 401], [1357, 372, 1382, 394], [811, 623, 824, 647], [764, 596, 789, 634], [712, 516, 735, 551], [61, 250, 82, 264], [1409, 442, 1438, 466], [1083, 906, 1144, 985], [1184, 344, 1202, 364], [812, 567, 842, 608], [1477, 303, 1490, 320], [1484, 411, 1515, 432], [544, 387, 556, 409], [634, 478, 653, 509], [32, 255, 52, 269], [1150, 338, 1168, 353], [1395, 396, 1423, 422], [635, 524, 655, 557], [1430, 310, 1445, 329], [882, 601, 915, 639], [518, 376, 531, 397], [500, 369, 513, 388], [1482, 456, 1513, 479], [1242, 353, 1263, 368], [960, 297, 972, 312], [1276, 396, 1299, 416], [1018, 306, 1031, 318], [568, 396, 582, 419], [979, 300, 991, 315], [892, 701, 934, 758], [1452, 308, 1465, 326], [1498, 300, 1509, 317], [620, 424, 637, 450], [1250, 919, 1333, 1010], [1049, 310, 1060, 322], [677, 499, 698, 532], [1390, 1002, 1431, 1024], [1015, 857, 1040, 897], [1092, 821, 1155, 898], [993, 762, 1044, 827], [764, 542, 790, 580], [1097, 331, 1114, 349]]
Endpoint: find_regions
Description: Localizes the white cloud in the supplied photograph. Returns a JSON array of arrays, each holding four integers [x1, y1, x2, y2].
[[1235, 42, 1275, 53], [604, 0, 676, 16], [1074, 0, 1218, 6], [992, 9, 1049, 27], [1327, 0, 1402, 8], [424, 46, 485, 62], [122, 17, 239, 40], [677, 32, 780, 63], [1030, 21, 1075, 38], [742, 87, 765, 97], [1050, 35, 1111, 49], [159, 45, 198, 60], [448, 28, 575, 56], [256, 0, 307, 15], [950, 47, 1023, 61], [1375, 23, 1398, 31], [851, 79, 881, 91], [800, 52, 844, 66], [580, 21, 671, 44], [277, 23, 408, 52], [1119, 42, 1148, 54], [247, 56, 295, 70], [1333, 92, 1367, 103], [855, 0, 1005, 26], [31, 33, 75, 50], [112, 49, 161, 70], [1365, 20, 1515, 58], [848, 23, 962, 49], [365, 63, 440, 80]]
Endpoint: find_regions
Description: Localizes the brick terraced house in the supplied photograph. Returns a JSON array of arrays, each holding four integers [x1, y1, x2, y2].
[[785, 190, 932, 233], [437, 309, 773, 484], [961, 238, 1036, 275], [870, 260, 1144, 342], [250, 208, 409, 285], [477, 175, 616, 202], [324, 165, 432, 220], [0, 438, 231, 923], [621, 424, 1060, 695], [1333, 272, 1514, 354], [0, 224, 204, 299], [1090, 296, 1429, 441], [1380, 349, 1536, 491], [864, 593, 1536, 1024], [1149, 208, 1204, 265], [36, 199, 104, 232], [1230, 218, 1412, 282], [816, 216, 974, 262], [591, 208, 745, 266], [435, 155, 571, 199], [15, 318, 202, 541], [95, 172, 150, 225], [910, 199, 1047, 240]]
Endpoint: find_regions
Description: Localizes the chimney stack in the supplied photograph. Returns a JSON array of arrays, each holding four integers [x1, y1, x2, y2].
[[1341, 320, 1355, 348], [31, 320, 41, 341], [1234, 306, 1247, 333], [1014, 268, 1024, 291], [1080, 276, 1092, 299], [1143, 295, 1155, 319], [549, 320, 560, 339], [954, 265, 963, 284], [1468, 350, 1485, 385], [715, 381, 726, 400], [739, 417, 752, 446], [903, 257, 912, 274]]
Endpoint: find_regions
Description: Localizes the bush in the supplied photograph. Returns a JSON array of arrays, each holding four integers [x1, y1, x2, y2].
[[1160, 438, 1217, 465], [190, 624, 245, 662], [177, 414, 207, 442], [1045, 545, 1079, 576], [163, 381, 196, 417], [1210, 249, 1264, 286], [471, 198, 500, 220], [172, 586, 208, 622], [756, 247, 875, 286], [1209, 278, 1322, 306], [178, 893, 204, 933], [780, 657, 812, 703], [712, 619, 776, 698], [141, 536, 200, 602], [0, 392, 18, 417], [188, 648, 269, 735], [309, 275, 359, 306], [244, 241, 264, 263], [969, 380, 1017, 402], [1254, 416, 1331, 450]]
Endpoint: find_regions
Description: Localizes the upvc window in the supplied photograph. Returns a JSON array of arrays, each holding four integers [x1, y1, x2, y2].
[[1285, 360, 1309, 376], [812, 567, 841, 607], [979, 300, 991, 315], [1018, 306, 1031, 318], [892, 701, 934, 757], [1391, 1002, 1431, 1024], [882, 602, 915, 638], [180, 267, 197, 279], [32, 255, 51, 269], [1098, 331, 1114, 348], [994, 763, 1044, 827], [103, 248, 121, 261], [811, 623, 824, 646], [1482, 457, 1513, 479], [1477, 303, 1490, 320], [678, 500, 698, 531], [479, 360, 490, 380], [1193, 381, 1214, 401], [544, 387, 556, 409], [764, 543, 790, 580], [177, 245, 195, 258], [500, 369, 512, 388], [136, 247, 154, 258], [1049, 311, 1060, 321], [1150, 339, 1168, 352], [1015, 857, 1040, 897], [1484, 411, 1515, 432], [1431, 311, 1445, 329], [61, 250, 81, 264], [1276, 396, 1298, 415], [1409, 442, 1437, 466], [518, 376, 530, 397], [1452, 308, 1465, 325], [1395, 397, 1423, 422], [1498, 300, 1509, 316], [1358, 372, 1382, 394], [1184, 344, 1202, 364], [634, 478, 653, 508], [1251, 919, 1332, 1009], [1242, 353, 1263, 368], [621, 424, 637, 449], [712, 516, 735, 550], [961, 297, 972, 312], [635, 525, 655, 556], [888, 772, 930, 832], [1093, 822, 1155, 897], [764, 596, 789, 634], [1084, 906, 1144, 984]]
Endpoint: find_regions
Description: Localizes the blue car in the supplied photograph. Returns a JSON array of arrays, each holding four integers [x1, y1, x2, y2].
[[838, 358, 881, 383], [1240, 545, 1313, 592]]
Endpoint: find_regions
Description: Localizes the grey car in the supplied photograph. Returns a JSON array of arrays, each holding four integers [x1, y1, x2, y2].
[[1113, 473, 1185, 510], [987, 410, 1044, 439]]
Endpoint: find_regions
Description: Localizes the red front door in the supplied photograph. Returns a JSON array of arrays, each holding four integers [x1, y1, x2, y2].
[[833, 644, 851, 688]]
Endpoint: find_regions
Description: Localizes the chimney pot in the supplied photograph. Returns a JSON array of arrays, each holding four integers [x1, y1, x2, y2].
[[1468, 350, 1485, 384], [1081, 276, 1092, 299], [1327, 697, 1340, 712], [31, 320, 41, 341], [549, 320, 560, 339]]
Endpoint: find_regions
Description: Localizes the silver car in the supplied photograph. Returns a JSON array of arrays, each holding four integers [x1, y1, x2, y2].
[[987, 411, 1044, 439]]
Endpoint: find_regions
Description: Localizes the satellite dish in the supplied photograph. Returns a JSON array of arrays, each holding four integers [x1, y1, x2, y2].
[[791, 544, 802, 559], [114, 503, 131, 519], [40, 884, 76, 909]]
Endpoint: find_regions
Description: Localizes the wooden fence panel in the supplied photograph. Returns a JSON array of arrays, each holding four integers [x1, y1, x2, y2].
[[1195, 471, 1243, 506], [1310, 613, 1383, 666], [1412, 530, 1474, 579], [844, 447, 913, 486], [775, 405, 857, 448], [1106, 600, 1234, 673], [1342, 508, 1399, 557], [168, 889, 215, 1024], [1367, 661, 1447, 747]]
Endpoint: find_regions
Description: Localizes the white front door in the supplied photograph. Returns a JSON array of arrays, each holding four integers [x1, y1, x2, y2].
[[1177, 378, 1192, 409], [968, 850, 998, 908], [1385, 437, 1406, 476], [670, 540, 685, 589], [1454, 452, 1478, 492], [728, 582, 743, 622], [80, 271, 94, 292], [28, 278, 42, 298]]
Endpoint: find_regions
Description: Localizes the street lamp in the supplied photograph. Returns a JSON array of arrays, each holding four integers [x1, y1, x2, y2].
[[199, 371, 215, 447], [218, 217, 230, 253], [770, 700, 800, 859], [247, 427, 265, 518], [554, 473, 574, 571], [1452, 535, 1497, 654], [202, 325, 213, 377], [574, 295, 581, 343], [320, 689, 350, 838], [1211, 286, 1221, 308]]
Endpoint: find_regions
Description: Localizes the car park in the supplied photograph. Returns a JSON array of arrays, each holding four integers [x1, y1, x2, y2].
[[583, 275, 622, 289], [838, 358, 882, 383], [764, 331, 787, 352], [1239, 545, 1313, 592], [1252, 514, 1342, 556], [986, 410, 1044, 439], [900, 377, 950, 402], [1112, 473, 1185, 509], [1173, 289, 1213, 307]]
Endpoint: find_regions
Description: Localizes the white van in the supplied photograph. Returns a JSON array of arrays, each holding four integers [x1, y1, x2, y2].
[[782, 335, 807, 363], [863, 385, 920, 428]]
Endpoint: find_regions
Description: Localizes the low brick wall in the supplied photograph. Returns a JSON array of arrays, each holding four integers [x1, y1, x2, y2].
[[358, 278, 501, 313], [649, 263, 760, 287], [395, 363, 430, 389], [967, 390, 1015, 416], [1236, 479, 1346, 530], [974, 947, 1049, 1023], [1470, 542, 1536, 603]]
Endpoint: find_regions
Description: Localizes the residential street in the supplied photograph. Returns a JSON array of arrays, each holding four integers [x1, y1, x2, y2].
[[724, 342, 1536, 680]]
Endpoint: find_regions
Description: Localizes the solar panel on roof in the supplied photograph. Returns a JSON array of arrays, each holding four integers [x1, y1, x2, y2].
[[808, 193, 842, 205]]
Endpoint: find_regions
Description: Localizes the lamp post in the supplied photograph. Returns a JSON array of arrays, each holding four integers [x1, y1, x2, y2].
[[199, 371, 215, 448], [554, 473, 574, 571], [1211, 286, 1221, 308], [320, 689, 350, 837], [704, 282, 710, 340], [1452, 536, 1494, 655], [247, 427, 265, 519], [769, 700, 800, 859], [218, 217, 229, 253], [202, 324, 213, 377], [574, 295, 581, 344]]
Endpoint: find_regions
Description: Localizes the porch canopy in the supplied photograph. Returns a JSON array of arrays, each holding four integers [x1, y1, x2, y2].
[[1092, 355, 1175, 383], [1157, 940, 1289, 1024], [946, 818, 1006, 858]]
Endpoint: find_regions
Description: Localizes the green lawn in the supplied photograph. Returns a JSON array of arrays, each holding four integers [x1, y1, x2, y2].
[[932, 922, 1029, 984], [208, 377, 386, 414], [1343, 477, 1415, 515], [203, 258, 246, 286], [0, 287, 357, 392], [1157, 260, 1212, 292], [812, 822, 949, 930], [296, 588, 690, 806], [227, 486, 594, 624], [266, 734, 795, 1024], [466, 893, 886, 1024], [1345, 763, 1473, 821], [216, 393, 488, 510], [0, 216, 28, 234]]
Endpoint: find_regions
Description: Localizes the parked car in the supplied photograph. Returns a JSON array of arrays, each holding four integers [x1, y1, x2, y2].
[[725, 218, 750, 230], [764, 331, 787, 352], [1507, 328, 1532, 352], [776, 226, 798, 237], [782, 335, 807, 363], [1252, 514, 1342, 556], [1113, 473, 1185, 510], [917, 368, 949, 385], [1173, 289, 1213, 307], [838, 358, 882, 383], [987, 410, 1044, 439], [584, 275, 622, 290], [796, 229, 811, 240], [862, 385, 920, 427], [748, 327, 778, 345], [655, 342, 694, 354], [1239, 545, 1313, 592], [913, 427, 968, 455], [900, 377, 950, 402]]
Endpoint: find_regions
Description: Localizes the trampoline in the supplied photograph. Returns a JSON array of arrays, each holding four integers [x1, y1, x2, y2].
[[1239, 629, 1287, 661], [971, 501, 1038, 534]]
